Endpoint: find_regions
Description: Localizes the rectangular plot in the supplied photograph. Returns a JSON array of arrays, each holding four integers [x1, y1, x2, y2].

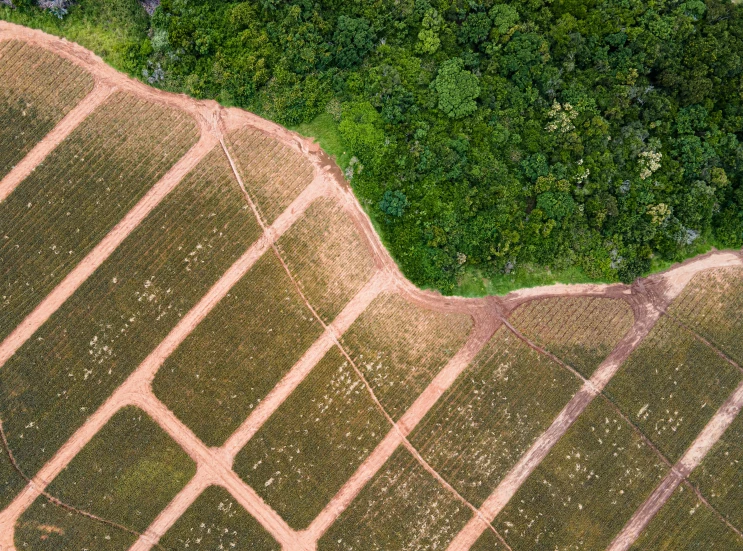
[[159, 485, 281, 550], [509, 296, 634, 377], [14, 406, 196, 550], [277, 197, 376, 324], [494, 397, 668, 551], [691, 407, 743, 531], [340, 292, 473, 420], [667, 267, 743, 365], [152, 252, 324, 447], [0, 91, 199, 342], [233, 347, 389, 530], [0, 40, 94, 179], [319, 446, 472, 551], [0, 147, 260, 476], [410, 326, 581, 506], [629, 485, 743, 550], [604, 316, 741, 461], [225, 126, 315, 224]]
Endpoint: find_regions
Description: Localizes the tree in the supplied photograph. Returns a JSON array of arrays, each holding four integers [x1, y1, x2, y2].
[[434, 58, 480, 119], [333, 16, 376, 68]]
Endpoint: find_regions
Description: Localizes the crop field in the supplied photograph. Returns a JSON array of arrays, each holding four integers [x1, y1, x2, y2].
[[339, 292, 473, 420], [159, 486, 281, 550], [0, 436, 25, 511], [233, 346, 389, 530], [0, 40, 94, 179], [319, 446, 472, 551], [276, 197, 376, 323], [493, 397, 668, 551], [604, 315, 742, 461], [690, 405, 743, 531], [152, 252, 324, 446], [409, 325, 581, 506], [629, 485, 743, 550], [225, 126, 315, 224], [509, 296, 634, 377], [0, 145, 260, 477], [14, 406, 195, 550], [667, 267, 743, 364], [0, 90, 199, 342], [2, 29, 743, 551]]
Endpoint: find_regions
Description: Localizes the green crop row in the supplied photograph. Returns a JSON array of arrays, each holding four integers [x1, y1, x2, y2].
[[159, 485, 281, 550], [0, 146, 259, 477], [339, 292, 473, 420], [153, 252, 324, 447], [319, 446, 471, 550], [276, 197, 376, 324], [15, 406, 195, 550], [605, 315, 742, 462], [0, 90, 199, 343], [410, 325, 581, 507], [234, 346, 389, 530], [225, 126, 315, 224], [494, 396, 668, 551], [0, 40, 94, 180], [668, 267, 743, 366], [509, 296, 634, 377]]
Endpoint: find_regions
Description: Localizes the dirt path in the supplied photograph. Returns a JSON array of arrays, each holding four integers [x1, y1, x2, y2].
[[0, 130, 217, 369], [446, 252, 743, 551], [607, 366, 743, 551], [0, 81, 114, 202], [0, 179, 325, 551], [2, 21, 743, 551]]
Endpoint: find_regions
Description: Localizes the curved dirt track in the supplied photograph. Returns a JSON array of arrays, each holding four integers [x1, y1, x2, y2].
[[0, 20, 742, 551]]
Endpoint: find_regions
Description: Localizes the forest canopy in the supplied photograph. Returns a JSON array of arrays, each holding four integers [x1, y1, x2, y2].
[[4, 0, 743, 293]]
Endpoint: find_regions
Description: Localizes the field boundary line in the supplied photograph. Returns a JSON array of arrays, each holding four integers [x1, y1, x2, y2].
[[0, 177, 326, 551], [447, 252, 743, 550], [221, 124, 512, 548], [300, 313, 501, 545], [0, 129, 218, 368], [606, 378, 743, 551], [0, 81, 114, 202]]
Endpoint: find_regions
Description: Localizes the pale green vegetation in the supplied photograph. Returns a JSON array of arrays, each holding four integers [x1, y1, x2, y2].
[[510, 296, 634, 377], [0, 40, 93, 179], [234, 347, 388, 530], [319, 447, 471, 550], [159, 486, 281, 550], [340, 292, 473, 419], [410, 326, 581, 506]]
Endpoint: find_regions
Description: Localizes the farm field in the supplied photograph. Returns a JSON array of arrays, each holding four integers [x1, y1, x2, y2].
[[2, 26, 743, 551], [604, 315, 742, 461], [509, 296, 634, 377], [629, 485, 743, 551], [152, 252, 324, 447], [492, 397, 668, 551], [0, 90, 199, 342], [409, 325, 581, 506], [276, 197, 376, 324], [668, 267, 743, 365], [225, 126, 315, 224], [14, 406, 195, 550], [233, 346, 389, 530], [319, 446, 472, 550], [0, 439, 25, 511], [690, 405, 743, 531], [339, 292, 473, 420], [159, 486, 280, 550], [0, 145, 260, 477], [0, 40, 93, 180]]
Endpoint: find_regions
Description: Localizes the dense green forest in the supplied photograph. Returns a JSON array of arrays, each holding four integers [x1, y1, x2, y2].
[[3, 0, 743, 293]]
